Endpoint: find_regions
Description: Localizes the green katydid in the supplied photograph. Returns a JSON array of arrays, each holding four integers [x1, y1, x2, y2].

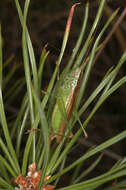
[[51, 63, 87, 143]]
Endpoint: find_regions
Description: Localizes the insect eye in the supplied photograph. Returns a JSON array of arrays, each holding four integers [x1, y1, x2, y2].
[[73, 71, 78, 76]]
